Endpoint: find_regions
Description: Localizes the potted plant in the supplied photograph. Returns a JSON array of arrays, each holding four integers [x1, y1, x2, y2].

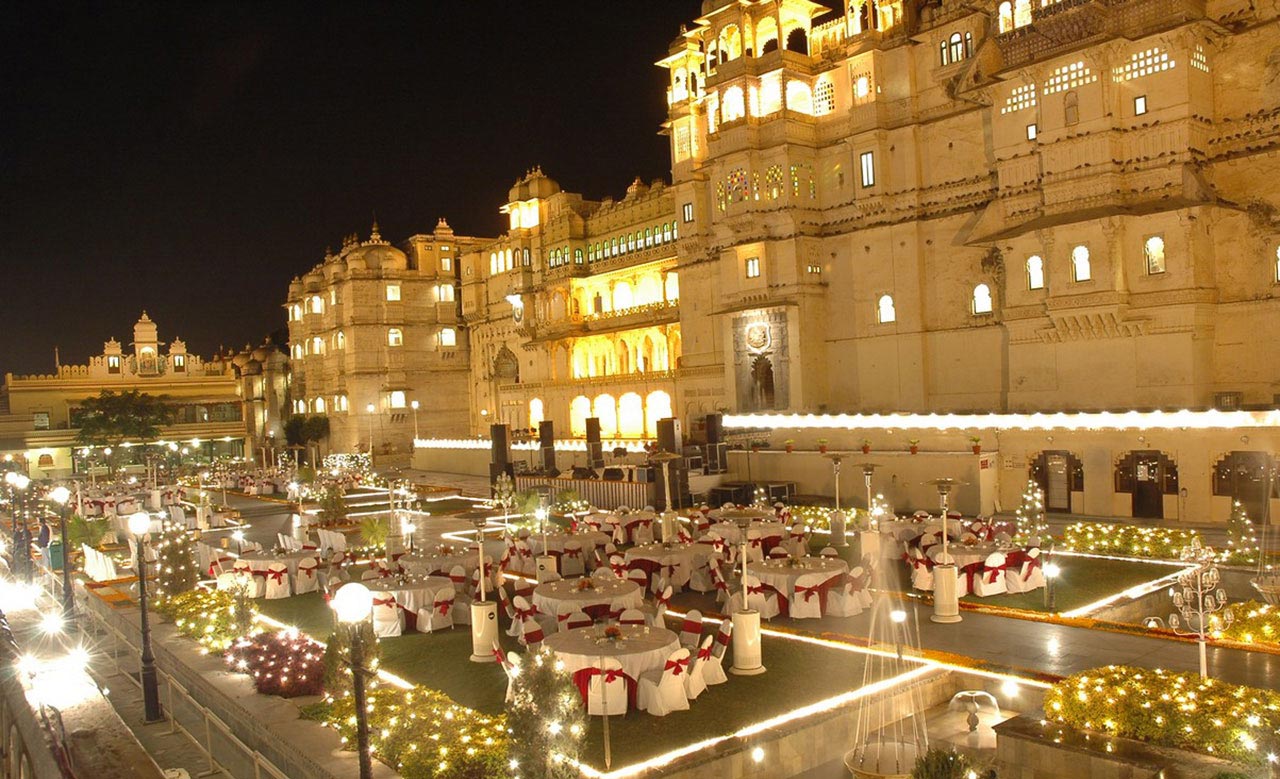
[[784, 439, 795, 453], [818, 438, 829, 454], [969, 435, 982, 454], [908, 438, 920, 455], [750, 440, 768, 453], [860, 438, 872, 454]]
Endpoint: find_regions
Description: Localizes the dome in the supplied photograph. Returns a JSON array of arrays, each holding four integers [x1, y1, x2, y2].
[[231, 349, 253, 369], [346, 243, 407, 272]]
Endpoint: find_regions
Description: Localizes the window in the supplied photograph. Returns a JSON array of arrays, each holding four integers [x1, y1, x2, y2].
[[1134, 95, 1147, 115], [309, 295, 323, 314], [173, 354, 185, 372], [441, 256, 452, 272], [106, 354, 121, 373], [439, 245, 450, 251], [1275, 245, 1280, 283], [1144, 235, 1165, 274], [859, 151, 875, 188], [489, 252, 498, 275], [388, 328, 403, 347], [683, 202, 694, 222], [436, 283, 455, 302], [389, 390, 406, 409], [386, 284, 401, 301], [806, 263, 822, 275], [745, 257, 761, 278], [33, 411, 50, 430], [877, 294, 896, 323], [314, 397, 326, 414], [972, 283, 993, 314], [1026, 123, 1038, 140], [291, 304, 302, 321], [337, 394, 349, 412], [814, 78, 835, 115], [722, 86, 745, 122], [330, 289, 337, 305], [1026, 255, 1045, 290], [1064, 91, 1079, 126], [439, 328, 457, 347], [1072, 245, 1092, 282], [998, 0, 1014, 32], [336, 330, 346, 349]]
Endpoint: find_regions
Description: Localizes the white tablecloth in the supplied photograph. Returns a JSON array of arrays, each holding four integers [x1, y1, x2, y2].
[[544, 624, 679, 690], [748, 557, 848, 611], [710, 520, 787, 546], [624, 543, 714, 590], [530, 530, 610, 558], [237, 550, 318, 587], [532, 578, 644, 622], [365, 575, 454, 631], [398, 549, 479, 578]]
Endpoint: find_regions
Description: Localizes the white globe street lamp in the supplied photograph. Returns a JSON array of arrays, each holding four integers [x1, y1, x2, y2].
[[331, 582, 374, 779], [128, 511, 163, 722]]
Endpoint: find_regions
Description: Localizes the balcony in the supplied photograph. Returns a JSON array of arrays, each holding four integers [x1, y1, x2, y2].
[[581, 300, 680, 334]]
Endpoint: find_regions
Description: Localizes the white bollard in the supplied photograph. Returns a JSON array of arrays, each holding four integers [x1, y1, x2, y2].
[[535, 554, 558, 583], [730, 609, 766, 675], [829, 510, 848, 547], [931, 560, 963, 623], [469, 601, 499, 662], [660, 511, 678, 544]]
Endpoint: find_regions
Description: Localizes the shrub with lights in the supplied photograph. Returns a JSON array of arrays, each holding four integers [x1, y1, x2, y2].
[[1044, 665, 1280, 764], [911, 747, 974, 779], [506, 647, 587, 779], [1213, 600, 1278, 647], [1223, 501, 1260, 565], [226, 628, 325, 697], [152, 518, 199, 603], [155, 587, 258, 652], [322, 619, 381, 695], [1014, 479, 1048, 543], [318, 482, 348, 528], [1061, 521, 1202, 560], [312, 684, 509, 779]]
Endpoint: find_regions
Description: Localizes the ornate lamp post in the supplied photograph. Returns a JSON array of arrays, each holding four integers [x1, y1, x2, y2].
[[926, 478, 963, 624], [721, 507, 769, 675], [331, 583, 374, 779], [47, 486, 74, 621], [1168, 539, 1234, 678], [128, 511, 163, 723]]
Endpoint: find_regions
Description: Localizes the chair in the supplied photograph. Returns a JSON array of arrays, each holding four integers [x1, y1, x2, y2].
[[826, 571, 866, 617], [564, 610, 594, 630], [790, 572, 830, 619], [636, 648, 691, 717], [232, 561, 264, 597], [417, 586, 456, 632], [744, 575, 780, 620], [618, 609, 646, 626], [560, 541, 586, 577], [686, 635, 715, 700], [519, 618, 545, 650], [499, 588, 523, 637], [361, 569, 381, 582], [1004, 547, 1045, 593], [768, 547, 791, 559], [709, 560, 732, 605], [786, 522, 809, 557], [819, 547, 839, 558], [631, 518, 655, 545], [586, 657, 627, 716], [744, 530, 764, 563], [626, 568, 649, 590], [678, 609, 703, 648], [907, 547, 934, 592], [294, 557, 321, 594], [263, 562, 292, 600], [372, 593, 403, 638], [970, 552, 1009, 597], [643, 585, 673, 627], [704, 627, 730, 686]]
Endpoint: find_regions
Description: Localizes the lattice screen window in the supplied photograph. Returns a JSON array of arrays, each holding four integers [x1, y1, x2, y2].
[[1043, 61, 1097, 95], [1191, 45, 1209, 73], [1001, 83, 1037, 114], [1113, 48, 1175, 82]]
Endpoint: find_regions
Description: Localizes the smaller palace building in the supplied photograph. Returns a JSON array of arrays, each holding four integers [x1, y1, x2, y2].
[[0, 312, 271, 478]]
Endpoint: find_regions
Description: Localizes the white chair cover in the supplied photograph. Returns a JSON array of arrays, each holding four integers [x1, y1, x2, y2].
[[587, 656, 627, 717], [295, 557, 321, 594], [636, 648, 691, 717], [263, 562, 292, 599], [372, 594, 403, 637]]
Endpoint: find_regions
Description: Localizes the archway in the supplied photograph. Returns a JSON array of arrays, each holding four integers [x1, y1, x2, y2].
[[528, 398, 544, 430], [593, 394, 618, 438], [756, 17, 779, 53], [785, 27, 808, 53], [569, 396, 591, 437], [1213, 451, 1278, 524], [645, 391, 673, 438], [1030, 451, 1084, 513], [1114, 450, 1178, 519], [613, 281, 634, 311], [618, 393, 644, 437], [493, 346, 519, 383], [750, 355, 776, 410]]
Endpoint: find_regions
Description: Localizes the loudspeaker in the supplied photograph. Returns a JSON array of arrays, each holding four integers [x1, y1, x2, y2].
[[602, 468, 625, 482], [656, 417, 683, 454], [585, 418, 604, 469], [491, 424, 511, 466], [571, 466, 597, 479], [705, 413, 723, 444], [539, 420, 556, 473]]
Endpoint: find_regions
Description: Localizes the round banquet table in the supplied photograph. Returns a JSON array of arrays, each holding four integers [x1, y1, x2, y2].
[[530, 530, 611, 558], [237, 550, 318, 587], [397, 549, 481, 578], [532, 578, 644, 623], [544, 624, 680, 705], [747, 557, 849, 617], [624, 542, 714, 591], [942, 542, 1008, 571], [709, 520, 787, 546], [364, 575, 454, 632]]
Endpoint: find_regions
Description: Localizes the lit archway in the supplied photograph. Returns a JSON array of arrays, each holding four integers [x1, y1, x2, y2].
[[529, 398, 544, 429], [569, 396, 591, 437], [593, 394, 618, 437], [645, 391, 673, 438], [613, 281, 634, 311], [618, 393, 644, 437]]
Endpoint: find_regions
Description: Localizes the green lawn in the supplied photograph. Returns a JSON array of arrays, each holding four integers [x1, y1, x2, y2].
[[959, 554, 1176, 613], [258, 591, 886, 770]]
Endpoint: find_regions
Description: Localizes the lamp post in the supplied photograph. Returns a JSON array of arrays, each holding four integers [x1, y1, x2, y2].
[[1166, 539, 1233, 678], [48, 486, 74, 622], [365, 403, 376, 456], [128, 511, 163, 723], [722, 507, 768, 675], [889, 608, 907, 660], [331, 583, 374, 779], [1043, 560, 1061, 612], [410, 400, 420, 442], [232, 529, 245, 555], [651, 451, 681, 542], [926, 478, 962, 624], [8, 473, 31, 581]]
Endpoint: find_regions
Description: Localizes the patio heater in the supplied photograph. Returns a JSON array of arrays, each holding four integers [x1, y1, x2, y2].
[[460, 510, 500, 662], [651, 451, 682, 542], [534, 506, 556, 582], [721, 507, 769, 675], [926, 478, 962, 624], [822, 452, 848, 547], [858, 463, 883, 561]]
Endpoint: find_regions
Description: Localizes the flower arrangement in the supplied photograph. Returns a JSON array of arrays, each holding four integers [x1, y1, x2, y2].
[[1212, 600, 1278, 647], [575, 578, 595, 592], [603, 625, 623, 640], [1061, 521, 1203, 560], [156, 588, 257, 652], [1044, 665, 1280, 764], [310, 684, 508, 779], [908, 438, 920, 454], [226, 628, 326, 697]]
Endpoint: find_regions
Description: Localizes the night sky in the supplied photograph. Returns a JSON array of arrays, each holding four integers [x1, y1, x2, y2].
[[0, 0, 779, 376]]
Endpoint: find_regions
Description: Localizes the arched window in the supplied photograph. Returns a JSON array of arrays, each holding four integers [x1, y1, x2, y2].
[[814, 79, 835, 115], [784, 26, 809, 54], [1014, 0, 1032, 27], [1064, 90, 1080, 126], [1026, 256, 1045, 290], [1144, 235, 1165, 274], [877, 294, 896, 323], [389, 390, 406, 409], [1072, 245, 1092, 282], [756, 17, 779, 54], [719, 24, 742, 61], [948, 32, 965, 64], [972, 283, 993, 314], [439, 328, 457, 347], [528, 398, 544, 429], [645, 390, 673, 437], [998, 1, 1014, 32], [574, 248, 584, 264], [569, 396, 591, 436], [785, 80, 813, 114], [314, 397, 326, 414], [311, 336, 323, 355], [722, 86, 746, 122], [505, 248, 514, 271], [593, 393, 618, 438], [618, 392, 644, 437], [388, 328, 403, 347], [310, 295, 323, 314], [489, 253, 498, 275]]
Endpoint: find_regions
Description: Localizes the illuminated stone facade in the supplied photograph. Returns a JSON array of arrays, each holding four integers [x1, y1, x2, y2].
[[284, 220, 491, 455]]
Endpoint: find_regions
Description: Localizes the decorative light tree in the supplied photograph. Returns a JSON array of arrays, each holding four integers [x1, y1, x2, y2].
[[1166, 538, 1234, 678], [1015, 479, 1048, 543], [318, 481, 347, 528], [506, 647, 586, 779], [1223, 500, 1260, 565], [152, 518, 199, 604], [492, 472, 517, 534]]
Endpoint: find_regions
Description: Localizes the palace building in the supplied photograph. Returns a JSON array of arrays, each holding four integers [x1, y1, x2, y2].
[[295, 0, 1280, 521]]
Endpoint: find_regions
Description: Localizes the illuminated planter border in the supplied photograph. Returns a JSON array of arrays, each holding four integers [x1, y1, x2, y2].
[[723, 409, 1280, 432]]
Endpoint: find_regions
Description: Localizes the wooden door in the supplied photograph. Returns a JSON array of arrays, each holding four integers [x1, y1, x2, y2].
[[1046, 454, 1071, 512]]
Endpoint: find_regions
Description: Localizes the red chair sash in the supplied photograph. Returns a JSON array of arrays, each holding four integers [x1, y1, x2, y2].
[[960, 562, 985, 593], [681, 617, 701, 636], [664, 658, 689, 676], [514, 604, 539, 622], [697, 646, 712, 660], [523, 627, 544, 644], [266, 569, 286, 584], [571, 667, 629, 705], [373, 596, 397, 608], [715, 629, 731, 647], [563, 547, 583, 559], [434, 598, 453, 616]]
